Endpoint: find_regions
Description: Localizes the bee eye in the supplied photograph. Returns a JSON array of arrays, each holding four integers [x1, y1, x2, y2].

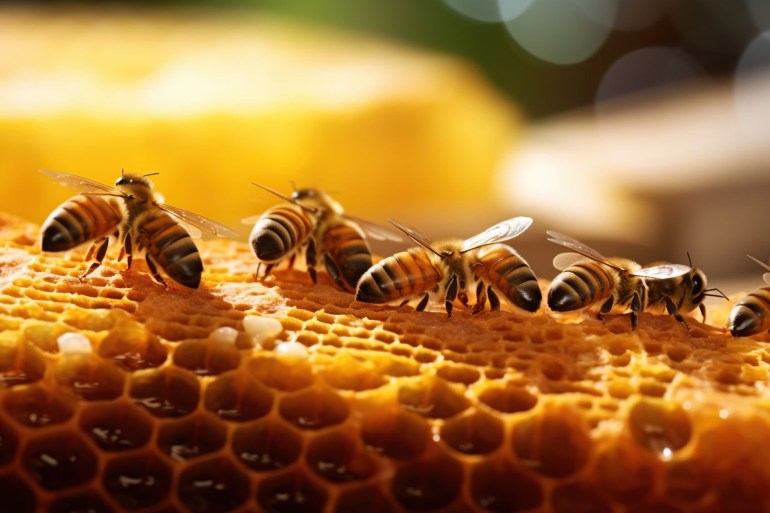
[[692, 273, 704, 295]]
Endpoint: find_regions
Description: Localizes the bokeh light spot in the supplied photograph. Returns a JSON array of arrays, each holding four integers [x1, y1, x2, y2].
[[734, 31, 770, 142]]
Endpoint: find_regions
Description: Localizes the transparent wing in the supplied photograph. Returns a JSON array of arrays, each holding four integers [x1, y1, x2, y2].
[[388, 219, 435, 250], [156, 203, 238, 239], [461, 216, 532, 252], [241, 214, 263, 225], [41, 169, 128, 198], [632, 263, 691, 279], [345, 215, 403, 242], [747, 255, 770, 284], [553, 252, 585, 271], [545, 230, 623, 271]]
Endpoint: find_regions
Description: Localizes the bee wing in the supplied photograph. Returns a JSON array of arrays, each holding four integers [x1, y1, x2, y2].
[[241, 214, 263, 225], [552, 252, 586, 271], [631, 264, 691, 280], [155, 203, 238, 239], [461, 216, 532, 252], [545, 230, 624, 271], [388, 219, 435, 250], [41, 170, 129, 198], [344, 215, 403, 242], [746, 255, 770, 284]]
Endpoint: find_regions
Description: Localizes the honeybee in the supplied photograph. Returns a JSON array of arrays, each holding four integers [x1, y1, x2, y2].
[[728, 256, 770, 337], [40, 170, 237, 289], [355, 217, 541, 317], [546, 230, 725, 330], [245, 184, 401, 293]]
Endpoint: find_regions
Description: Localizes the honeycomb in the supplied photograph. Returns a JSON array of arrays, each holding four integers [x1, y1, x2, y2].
[[1, 211, 769, 513]]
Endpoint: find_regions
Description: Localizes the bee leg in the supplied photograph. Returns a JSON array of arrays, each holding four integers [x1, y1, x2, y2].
[[488, 287, 501, 312], [445, 275, 459, 318], [145, 254, 168, 289], [630, 293, 641, 330], [123, 233, 133, 271], [665, 297, 690, 330], [79, 237, 110, 280], [472, 282, 487, 315], [255, 262, 262, 281], [306, 239, 318, 284], [698, 303, 707, 324], [415, 293, 430, 312], [597, 296, 614, 320], [323, 254, 347, 291]]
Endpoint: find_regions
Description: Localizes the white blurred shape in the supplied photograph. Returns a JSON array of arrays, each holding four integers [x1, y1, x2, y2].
[[57, 332, 92, 355], [443, 0, 504, 22], [735, 31, 770, 143], [210, 326, 238, 345], [504, 0, 613, 65], [243, 315, 283, 343], [613, 0, 665, 31], [275, 341, 310, 359], [498, 0, 538, 21], [748, 0, 770, 31]]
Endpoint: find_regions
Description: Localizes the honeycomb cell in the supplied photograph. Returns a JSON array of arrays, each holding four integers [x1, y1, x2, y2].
[[392, 453, 463, 512], [0, 339, 46, 387], [178, 457, 251, 513], [257, 469, 328, 513], [436, 364, 481, 385], [469, 457, 543, 513], [664, 459, 709, 502], [157, 413, 227, 462], [103, 452, 172, 510], [249, 356, 314, 392], [441, 409, 504, 455], [3, 385, 75, 428], [173, 339, 240, 376], [335, 485, 396, 513], [279, 387, 349, 430], [98, 325, 167, 371], [55, 355, 125, 401], [0, 416, 18, 465], [130, 368, 200, 418], [318, 354, 387, 391], [0, 473, 36, 513], [625, 501, 684, 513], [551, 482, 612, 513], [79, 401, 153, 452], [306, 428, 378, 482], [398, 376, 470, 419], [360, 408, 430, 460], [512, 406, 591, 478], [595, 442, 655, 502], [478, 384, 537, 414], [231, 418, 301, 472], [23, 430, 98, 490], [204, 371, 273, 422], [49, 491, 115, 513], [629, 400, 692, 455]]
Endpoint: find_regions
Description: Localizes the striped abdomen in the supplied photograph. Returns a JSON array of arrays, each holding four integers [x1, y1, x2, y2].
[[41, 195, 122, 251], [548, 261, 616, 312], [474, 245, 541, 312], [356, 248, 441, 304], [729, 287, 770, 337], [322, 222, 373, 292], [138, 210, 202, 289], [249, 205, 314, 263]]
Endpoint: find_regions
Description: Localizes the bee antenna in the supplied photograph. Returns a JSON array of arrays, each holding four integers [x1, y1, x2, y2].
[[290, 180, 297, 193], [705, 287, 729, 300], [144, 172, 160, 178], [686, 251, 693, 268], [387, 219, 443, 259], [121, 168, 125, 178], [251, 182, 317, 214]]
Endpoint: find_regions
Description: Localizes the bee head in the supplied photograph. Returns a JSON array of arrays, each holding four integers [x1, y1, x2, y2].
[[115, 170, 158, 200], [291, 188, 319, 201]]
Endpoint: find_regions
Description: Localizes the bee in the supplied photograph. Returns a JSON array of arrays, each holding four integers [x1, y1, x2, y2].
[[355, 217, 541, 317], [728, 255, 770, 337], [245, 184, 401, 293], [546, 230, 725, 330], [40, 170, 237, 289]]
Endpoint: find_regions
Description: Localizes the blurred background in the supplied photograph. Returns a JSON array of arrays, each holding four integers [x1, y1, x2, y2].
[[1, 0, 769, 290]]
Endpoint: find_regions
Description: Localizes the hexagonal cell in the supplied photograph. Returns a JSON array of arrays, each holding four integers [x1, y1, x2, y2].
[[204, 371, 273, 422], [98, 324, 167, 371], [103, 452, 172, 510], [551, 481, 612, 513], [436, 364, 481, 385], [0, 416, 18, 465], [512, 405, 591, 478], [397, 376, 469, 419], [257, 469, 328, 513], [306, 428, 378, 483], [360, 409, 430, 460], [335, 485, 396, 513], [130, 368, 200, 418], [55, 355, 126, 401], [478, 383, 537, 414], [79, 401, 153, 452], [178, 457, 251, 513], [49, 491, 116, 513], [232, 418, 303, 472], [629, 400, 692, 456], [173, 339, 240, 376], [248, 356, 314, 392], [469, 457, 544, 513], [0, 473, 37, 513], [317, 353, 387, 392], [23, 430, 98, 490], [392, 452, 463, 512], [0, 339, 46, 387], [595, 442, 656, 502], [279, 387, 349, 430], [157, 413, 227, 462], [4, 384, 75, 428], [441, 409, 504, 455]]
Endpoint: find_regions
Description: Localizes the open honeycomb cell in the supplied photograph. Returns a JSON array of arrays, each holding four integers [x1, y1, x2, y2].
[[2, 213, 770, 512]]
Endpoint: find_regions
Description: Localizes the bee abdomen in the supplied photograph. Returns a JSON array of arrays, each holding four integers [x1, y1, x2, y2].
[[41, 195, 121, 251], [475, 247, 541, 312], [250, 206, 313, 262], [548, 263, 613, 312], [729, 287, 770, 337], [323, 223, 373, 290], [141, 212, 203, 289], [356, 248, 439, 304]]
